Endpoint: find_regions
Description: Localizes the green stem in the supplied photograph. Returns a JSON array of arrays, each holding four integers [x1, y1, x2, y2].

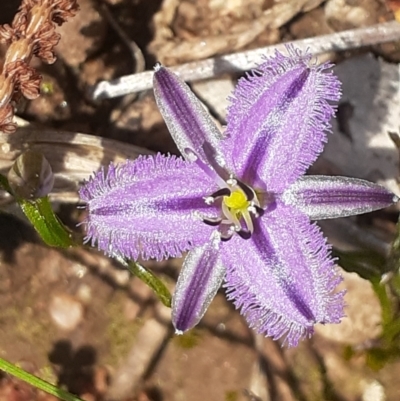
[[114, 255, 172, 307], [0, 358, 84, 401]]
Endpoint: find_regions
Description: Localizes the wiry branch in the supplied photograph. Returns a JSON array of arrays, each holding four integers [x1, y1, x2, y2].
[[0, 0, 79, 134], [90, 21, 400, 100]]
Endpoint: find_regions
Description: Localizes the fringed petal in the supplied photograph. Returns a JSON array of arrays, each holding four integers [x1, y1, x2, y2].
[[281, 175, 398, 220], [223, 46, 341, 192], [79, 154, 218, 261], [153, 65, 227, 175], [172, 232, 225, 332], [222, 204, 344, 347]]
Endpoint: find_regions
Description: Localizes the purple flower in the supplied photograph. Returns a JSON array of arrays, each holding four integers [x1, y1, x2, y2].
[[79, 47, 398, 346]]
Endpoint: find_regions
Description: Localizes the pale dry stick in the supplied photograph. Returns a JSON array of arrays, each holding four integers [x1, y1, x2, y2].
[[91, 20, 400, 100]]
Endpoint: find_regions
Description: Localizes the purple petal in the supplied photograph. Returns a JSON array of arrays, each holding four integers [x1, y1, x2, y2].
[[223, 46, 341, 192], [79, 154, 218, 261], [222, 204, 344, 347], [153, 65, 227, 174], [281, 175, 398, 220], [172, 232, 225, 333]]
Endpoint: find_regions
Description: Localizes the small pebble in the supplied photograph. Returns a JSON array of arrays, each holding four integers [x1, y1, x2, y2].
[[49, 293, 83, 331], [362, 380, 386, 401]]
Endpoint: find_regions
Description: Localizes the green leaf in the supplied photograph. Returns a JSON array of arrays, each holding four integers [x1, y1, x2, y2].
[[0, 357, 84, 401], [389, 272, 400, 298], [383, 319, 400, 343], [115, 255, 172, 307], [1, 173, 74, 248], [370, 278, 393, 329], [19, 196, 75, 248]]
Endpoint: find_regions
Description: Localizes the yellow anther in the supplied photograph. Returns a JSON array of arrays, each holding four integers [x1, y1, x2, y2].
[[223, 190, 249, 212]]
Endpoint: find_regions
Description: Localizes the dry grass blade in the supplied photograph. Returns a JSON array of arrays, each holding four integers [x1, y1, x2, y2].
[[0, 128, 152, 203]]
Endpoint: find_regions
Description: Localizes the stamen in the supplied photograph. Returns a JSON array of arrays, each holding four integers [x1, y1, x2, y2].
[[203, 217, 223, 226], [226, 174, 237, 187], [236, 180, 255, 201], [204, 187, 231, 205], [204, 196, 215, 205], [201, 175, 265, 241], [220, 224, 235, 241], [242, 211, 254, 234], [221, 233, 233, 242], [237, 229, 252, 240], [248, 204, 265, 217], [210, 188, 231, 198], [222, 202, 241, 229], [255, 205, 265, 217]]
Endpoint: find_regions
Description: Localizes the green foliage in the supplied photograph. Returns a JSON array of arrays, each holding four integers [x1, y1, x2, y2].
[[0, 357, 84, 401], [0, 162, 172, 397], [334, 217, 400, 371], [19, 196, 75, 247], [115, 256, 172, 308], [1, 172, 75, 247]]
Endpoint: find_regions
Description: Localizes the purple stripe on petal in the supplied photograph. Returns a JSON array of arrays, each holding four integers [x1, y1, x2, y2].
[[79, 154, 218, 261], [153, 65, 227, 174], [223, 46, 341, 192], [222, 204, 344, 347], [281, 175, 398, 220], [172, 232, 225, 333]]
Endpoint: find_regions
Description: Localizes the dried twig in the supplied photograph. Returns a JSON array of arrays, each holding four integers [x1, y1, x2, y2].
[[91, 21, 400, 100], [0, 0, 79, 134]]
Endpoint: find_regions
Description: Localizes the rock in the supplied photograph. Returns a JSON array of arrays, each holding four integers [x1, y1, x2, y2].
[[325, 0, 384, 30], [315, 270, 382, 344], [323, 54, 400, 196], [361, 380, 386, 401], [289, 7, 333, 39], [49, 293, 84, 331]]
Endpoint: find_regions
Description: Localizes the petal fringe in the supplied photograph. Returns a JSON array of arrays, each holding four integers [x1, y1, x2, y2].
[[222, 204, 344, 347], [79, 154, 218, 260], [223, 46, 341, 192]]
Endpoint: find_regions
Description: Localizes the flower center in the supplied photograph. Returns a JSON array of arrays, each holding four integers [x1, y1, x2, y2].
[[223, 190, 249, 212], [202, 177, 265, 241]]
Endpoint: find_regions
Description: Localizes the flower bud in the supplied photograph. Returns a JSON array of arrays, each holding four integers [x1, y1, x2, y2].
[[8, 150, 54, 199]]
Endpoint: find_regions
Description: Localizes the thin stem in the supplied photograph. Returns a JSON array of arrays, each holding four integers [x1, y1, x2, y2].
[[0, 357, 85, 401], [90, 21, 400, 99]]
